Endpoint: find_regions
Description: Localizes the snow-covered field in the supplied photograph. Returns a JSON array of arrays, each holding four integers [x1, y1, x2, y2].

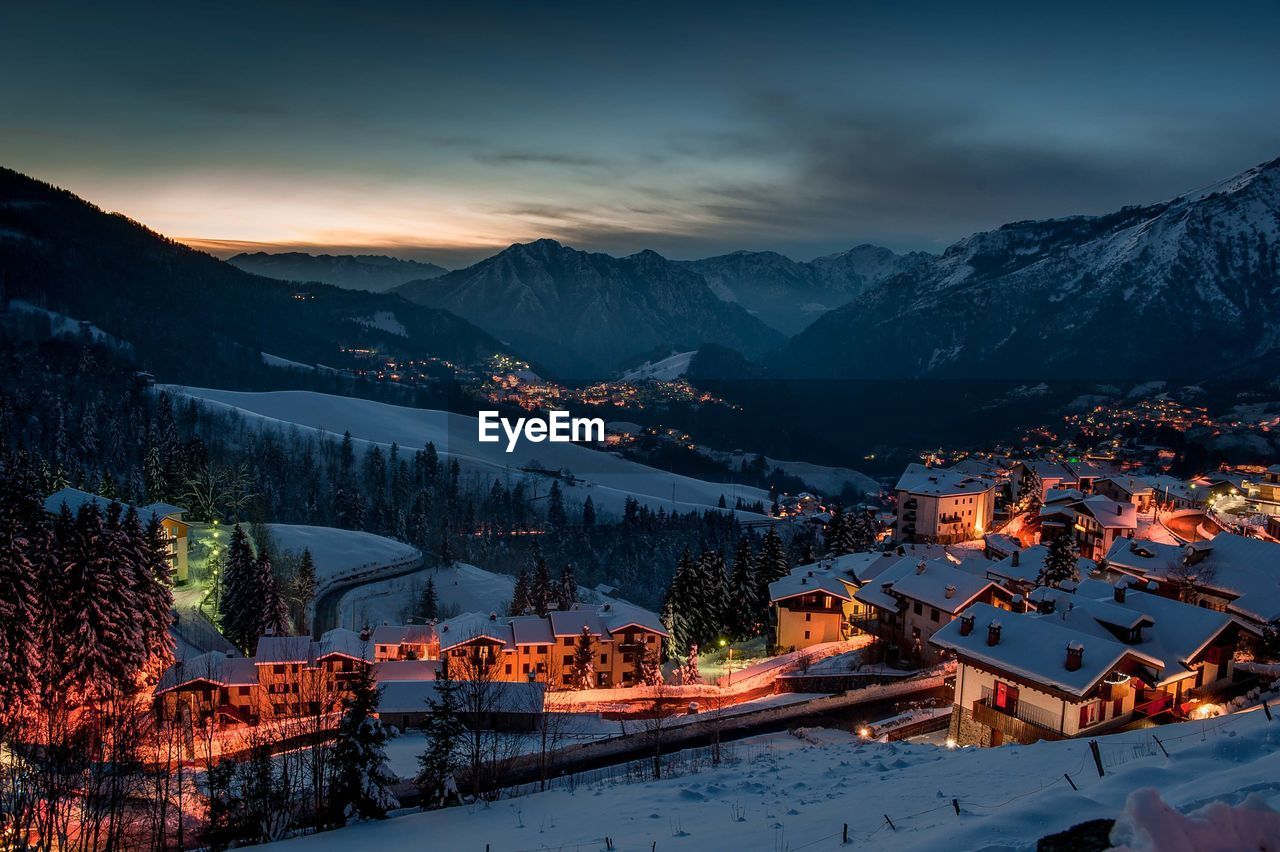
[[708, 450, 881, 498], [164, 387, 770, 519], [336, 561, 516, 628], [267, 523, 420, 583], [275, 707, 1280, 851]]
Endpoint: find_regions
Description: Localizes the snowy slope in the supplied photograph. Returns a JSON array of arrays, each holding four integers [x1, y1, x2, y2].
[[266, 524, 420, 584], [619, 350, 696, 381], [710, 451, 881, 498], [335, 562, 516, 629], [275, 707, 1280, 851], [164, 387, 770, 519]]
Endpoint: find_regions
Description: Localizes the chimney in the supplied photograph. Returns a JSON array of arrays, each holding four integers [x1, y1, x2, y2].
[[987, 620, 1002, 646], [1065, 641, 1084, 672], [489, 611, 498, 621], [959, 614, 975, 636], [800, 576, 807, 585], [1113, 581, 1127, 603], [945, 584, 956, 600], [916, 560, 927, 575], [1011, 551, 1020, 567]]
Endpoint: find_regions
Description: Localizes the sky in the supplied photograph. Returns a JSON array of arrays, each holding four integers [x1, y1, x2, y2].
[[3, 1, 1279, 267]]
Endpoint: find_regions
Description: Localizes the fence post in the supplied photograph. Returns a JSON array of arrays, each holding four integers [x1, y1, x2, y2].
[[1063, 773, 1077, 791], [843, 823, 849, 843], [1089, 740, 1105, 777], [952, 798, 960, 816], [884, 814, 896, 831], [1263, 699, 1273, 722], [1152, 734, 1168, 758]]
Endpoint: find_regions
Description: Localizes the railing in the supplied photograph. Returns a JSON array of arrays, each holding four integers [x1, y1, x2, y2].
[[1132, 691, 1173, 717], [976, 686, 1064, 735]]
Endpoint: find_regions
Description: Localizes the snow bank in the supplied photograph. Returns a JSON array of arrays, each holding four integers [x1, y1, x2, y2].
[[336, 562, 515, 628], [1109, 787, 1280, 851]]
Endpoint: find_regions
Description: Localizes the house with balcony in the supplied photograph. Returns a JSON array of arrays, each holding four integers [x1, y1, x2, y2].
[[932, 581, 1254, 747], [894, 464, 995, 544], [1039, 492, 1136, 562]]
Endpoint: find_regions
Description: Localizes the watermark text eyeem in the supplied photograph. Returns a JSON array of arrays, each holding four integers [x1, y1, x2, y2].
[[478, 410, 605, 452]]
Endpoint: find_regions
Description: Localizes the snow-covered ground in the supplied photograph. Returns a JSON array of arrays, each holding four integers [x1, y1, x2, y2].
[[164, 387, 770, 519], [619, 350, 696, 381], [262, 351, 315, 371], [267, 523, 420, 584], [274, 706, 1280, 852], [336, 561, 516, 628], [708, 450, 881, 499], [10, 298, 125, 348]]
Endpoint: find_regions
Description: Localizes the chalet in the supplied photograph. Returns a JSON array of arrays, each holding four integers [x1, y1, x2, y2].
[[371, 623, 439, 661], [894, 464, 995, 544], [1010, 460, 1078, 505], [1093, 474, 1205, 512], [853, 556, 1014, 665], [932, 582, 1254, 747], [43, 487, 191, 582], [1244, 465, 1280, 516], [1101, 533, 1280, 629], [1039, 493, 1136, 562], [767, 545, 952, 652]]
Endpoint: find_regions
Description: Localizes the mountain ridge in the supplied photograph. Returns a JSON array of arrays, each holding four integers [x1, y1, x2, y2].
[[227, 251, 448, 292]]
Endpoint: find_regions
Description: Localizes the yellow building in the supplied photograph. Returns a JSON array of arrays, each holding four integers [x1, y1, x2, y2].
[[894, 464, 995, 544], [43, 488, 191, 582]]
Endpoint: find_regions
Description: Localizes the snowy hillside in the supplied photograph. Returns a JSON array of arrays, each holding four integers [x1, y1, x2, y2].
[[273, 707, 1279, 851], [165, 387, 771, 519], [619, 350, 695, 381], [266, 524, 420, 583], [335, 561, 516, 628]]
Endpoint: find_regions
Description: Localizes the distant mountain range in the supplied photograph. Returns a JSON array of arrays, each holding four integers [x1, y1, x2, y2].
[[392, 239, 787, 377], [0, 169, 504, 386], [781, 156, 1280, 382], [681, 245, 931, 335], [227, 251, 448, 292]]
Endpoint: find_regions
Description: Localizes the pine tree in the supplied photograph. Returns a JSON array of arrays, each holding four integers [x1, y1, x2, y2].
[[546, 481, 567, 532], [220, 524, 259, 652], [696, 549, 728, 648], [1037, 534, 1080, 589], [581, 496, 596, 529], [728, 534, 759, 640], [571, 626, 595, 690], [755, 528, 789, 633], [530, 547, 553, 615], [679, 644, 701, 685], [556, 562, 578, 611], [848, 508, 878, 553], [417, 656, 462, 809], [292, 548, 317, 635], [509, 568, 531, 616], [419, 576, 439, 620], [330, 661, 399, 822], [1018, 467, 1044, 514], [662, 550, 698, 657], [0, 454, 46, 712], [258, 553, 291, 638], [825, 506, 849, 555], [439, 530, 454, 568]]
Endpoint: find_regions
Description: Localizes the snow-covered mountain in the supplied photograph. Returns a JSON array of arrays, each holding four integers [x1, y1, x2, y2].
[[393, 239, 785, 377], [681, 245, 930, 335], [227, 251, 448, 292], [782, 156, 1280, 380]]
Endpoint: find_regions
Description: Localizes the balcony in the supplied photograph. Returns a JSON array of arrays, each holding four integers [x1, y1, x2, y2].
[[972, 688, 1065, 742], [904, 499, 918, 510]]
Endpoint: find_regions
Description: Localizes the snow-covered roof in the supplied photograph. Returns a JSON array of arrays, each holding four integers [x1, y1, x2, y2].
[[316, 628, 373, 662], [1019, 459, 1079, 481], [509, 615, 555, 645], [157, 652, 256, 692], [590, 600, 669, 637], [255, 636, 316, 664], [436, 613, 512, 651], [140, 501, 187, 518], [374, 659, 440, 682], [1104, 533, 1280, 624], [377, 680, 544, 714], [879, 557, 1008, 615], [894, 463, 993, 497], [768, 569, 854, 604], [43, 487, 185, 521], [987, 544, 1097, 586], [931, 603, 1162, 698], [548, 608, 609, 639]]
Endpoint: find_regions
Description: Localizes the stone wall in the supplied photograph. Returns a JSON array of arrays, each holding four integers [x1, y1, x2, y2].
[[948, 703, 993, 747]]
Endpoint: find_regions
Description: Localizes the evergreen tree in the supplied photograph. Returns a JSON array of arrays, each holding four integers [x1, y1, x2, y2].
[[1037, 534, 1080, 589], [530, 547, 553, 615], [292, 547, 317, 635], [1018, 467, 1044, 514], [330, 661, 399, 822], [0, 454, 46, 712], [728, 534, 759, 640], [419, 576, 439, 621], [220, 524, 259, 652], [439, 530, 454, 568], [679, 644, 701, 685], [754, 528, 789, 633], [546, 481, 567, 531], [417, 656, 462, 809], [258, 553, 291, 638], [848, 508, 878, 553], [509, 568, 531, 616], [571, 627, 595, 690], [825, 506, 849, 555], [556, 562, 579, 611], [581, 496, 596, 529], [696, 549, 729, 648]]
